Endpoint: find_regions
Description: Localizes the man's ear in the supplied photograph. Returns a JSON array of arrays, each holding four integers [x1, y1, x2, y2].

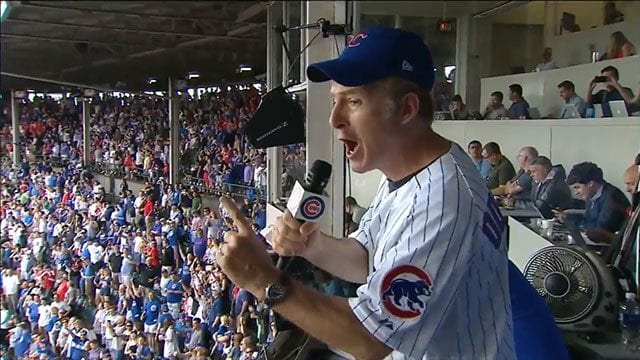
[[399, 92, 420, 125]]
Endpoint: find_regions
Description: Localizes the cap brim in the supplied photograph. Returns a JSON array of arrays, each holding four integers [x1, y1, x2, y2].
[[307, 58, 387, 87]]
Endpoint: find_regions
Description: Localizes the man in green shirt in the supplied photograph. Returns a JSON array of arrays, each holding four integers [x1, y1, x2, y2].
[[191, 188, 202, 215], [482, 142, 517, 195]]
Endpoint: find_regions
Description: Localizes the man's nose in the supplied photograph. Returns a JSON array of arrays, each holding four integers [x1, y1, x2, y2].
[[329, 107, 348, 129]]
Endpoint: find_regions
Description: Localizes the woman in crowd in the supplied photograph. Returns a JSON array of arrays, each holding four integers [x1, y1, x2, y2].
[[603, 31, 636, 60]]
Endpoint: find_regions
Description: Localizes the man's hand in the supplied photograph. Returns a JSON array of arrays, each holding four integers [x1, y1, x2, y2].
[[503, 196, 515, 207], [552, 209, 567, 223], [216, 196, 279, 300], [272, 210, 321, 259], [605, 75, 622, 91]]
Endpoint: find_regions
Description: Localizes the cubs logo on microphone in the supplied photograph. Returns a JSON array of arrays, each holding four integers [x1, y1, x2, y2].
[[301, 195, 325, 220], [381, 265, 433, 320]]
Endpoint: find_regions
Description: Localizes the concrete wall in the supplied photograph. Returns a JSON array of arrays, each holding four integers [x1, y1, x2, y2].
[[548, 19, 640, 68], [490, 23, 544, 76]]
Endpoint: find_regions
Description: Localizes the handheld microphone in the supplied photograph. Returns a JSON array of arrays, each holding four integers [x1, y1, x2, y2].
[[276, 160, 332, 270]]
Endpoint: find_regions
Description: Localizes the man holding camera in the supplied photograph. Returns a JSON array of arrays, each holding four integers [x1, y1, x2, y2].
[[586, 65, 634, 117]]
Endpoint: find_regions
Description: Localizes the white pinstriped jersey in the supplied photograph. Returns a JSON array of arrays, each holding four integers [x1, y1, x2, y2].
[[348, 143, 516, 360]]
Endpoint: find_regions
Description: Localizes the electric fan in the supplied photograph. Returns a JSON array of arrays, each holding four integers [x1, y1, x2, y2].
[[523, 245, 619, 333]]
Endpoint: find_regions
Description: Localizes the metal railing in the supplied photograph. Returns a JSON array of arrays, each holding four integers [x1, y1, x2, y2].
[[88, 163, 266, 201]]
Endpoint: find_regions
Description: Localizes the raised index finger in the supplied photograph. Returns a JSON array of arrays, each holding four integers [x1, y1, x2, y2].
[[219, 196, 253, 236]]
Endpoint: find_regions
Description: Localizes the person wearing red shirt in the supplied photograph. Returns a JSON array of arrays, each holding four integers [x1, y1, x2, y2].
[[61, 189, 73, 205], [143, 196, 155, 234], [41, 267, 56, 296], [56, 275, 70, 303], [146, 240, 160, 268]]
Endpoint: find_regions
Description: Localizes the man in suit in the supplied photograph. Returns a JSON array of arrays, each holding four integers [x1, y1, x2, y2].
[[555, 162, 630, 243], [510, 156, 573, 219]]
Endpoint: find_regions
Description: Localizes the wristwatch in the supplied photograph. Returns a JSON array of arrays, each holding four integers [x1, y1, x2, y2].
[[263, 273, 290, 308]]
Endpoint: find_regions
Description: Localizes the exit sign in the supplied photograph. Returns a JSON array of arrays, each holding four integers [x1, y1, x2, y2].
[[437, 20, 454, 33]]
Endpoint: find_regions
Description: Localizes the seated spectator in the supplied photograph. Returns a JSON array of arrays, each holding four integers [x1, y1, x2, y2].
[[467, 140, 491, 180], [535, 47, 556, 72], [345, 196, 367, 234], [482, 91, 509, 120], [619, 80, 640, 110], [482, 142, 516, 195], [503, 146, 538, 199], [508, 156, 572, 219], [557, 80, 586, 118], [586, 66, 634, 117], [556, 162, 630, 243], [599, 31, 636, 61], [624, 163, 639, 196], [603, 1, 624, 25], [507, 84, 530, 119], [448, 94, 470, 120]]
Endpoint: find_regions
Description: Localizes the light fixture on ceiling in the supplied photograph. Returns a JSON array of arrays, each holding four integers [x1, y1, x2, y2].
[[83, 89, 97, 98], [1, 1, 10, 22], [187, 72, 200, 80], [13, 90, 27, 99], [147, 78, 157, 84], [239, 65, 253, 73]]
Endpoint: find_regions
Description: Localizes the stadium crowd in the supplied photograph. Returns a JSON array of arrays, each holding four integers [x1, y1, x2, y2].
[[0, 88, 316, 360]]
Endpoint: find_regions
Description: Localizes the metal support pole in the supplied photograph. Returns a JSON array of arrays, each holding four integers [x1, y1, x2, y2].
[[11, 91, 21, 167], [82, 99, 91, 167], [394, 14, 402, 29], [267, 2, 283, 202], [168, 78, 181, 186]]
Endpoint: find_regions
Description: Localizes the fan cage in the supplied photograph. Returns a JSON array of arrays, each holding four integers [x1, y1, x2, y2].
[[523, 246, 602, 324]]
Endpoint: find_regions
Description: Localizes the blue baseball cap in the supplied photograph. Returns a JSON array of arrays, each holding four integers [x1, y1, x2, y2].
[[307, 26, 435, 90]]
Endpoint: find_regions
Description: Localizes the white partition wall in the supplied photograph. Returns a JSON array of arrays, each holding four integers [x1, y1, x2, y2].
[[549, 19, 640, 68], [480, 55, 640, 118]]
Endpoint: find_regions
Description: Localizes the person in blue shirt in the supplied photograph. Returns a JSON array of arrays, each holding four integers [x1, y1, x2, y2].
[[128, 293, 143, 323], [253, 201, 266, 230], [556, 161, 630, 243], [27, 294, 40, 333], [135, 336, 153, 360], [467, 140, 491, 180], [33, 338, 56, 358], [508, 261, 569, 360], [192, 229, 207, 260], [142, 291, 161, 352], [207, 289, 225, 334], [166, 222, 182, 267], [171, 187, 181, 207], [165, 273, 183, 319], [158, 304, 172, 329], [22, 210, 34, 228], [150, 220, 163, 237], [557, 80, 586, 118], [11, 322, 31, 359], [68, 329, 88, 360], [111, 204, 127, 226], [507, 83, 531, 119]]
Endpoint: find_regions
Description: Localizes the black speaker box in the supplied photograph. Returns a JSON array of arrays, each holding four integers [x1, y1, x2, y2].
[[245, 86, 305, 148]]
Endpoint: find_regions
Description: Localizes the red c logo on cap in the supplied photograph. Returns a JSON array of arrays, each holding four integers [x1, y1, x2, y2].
[[347, 33, 368, 48]]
